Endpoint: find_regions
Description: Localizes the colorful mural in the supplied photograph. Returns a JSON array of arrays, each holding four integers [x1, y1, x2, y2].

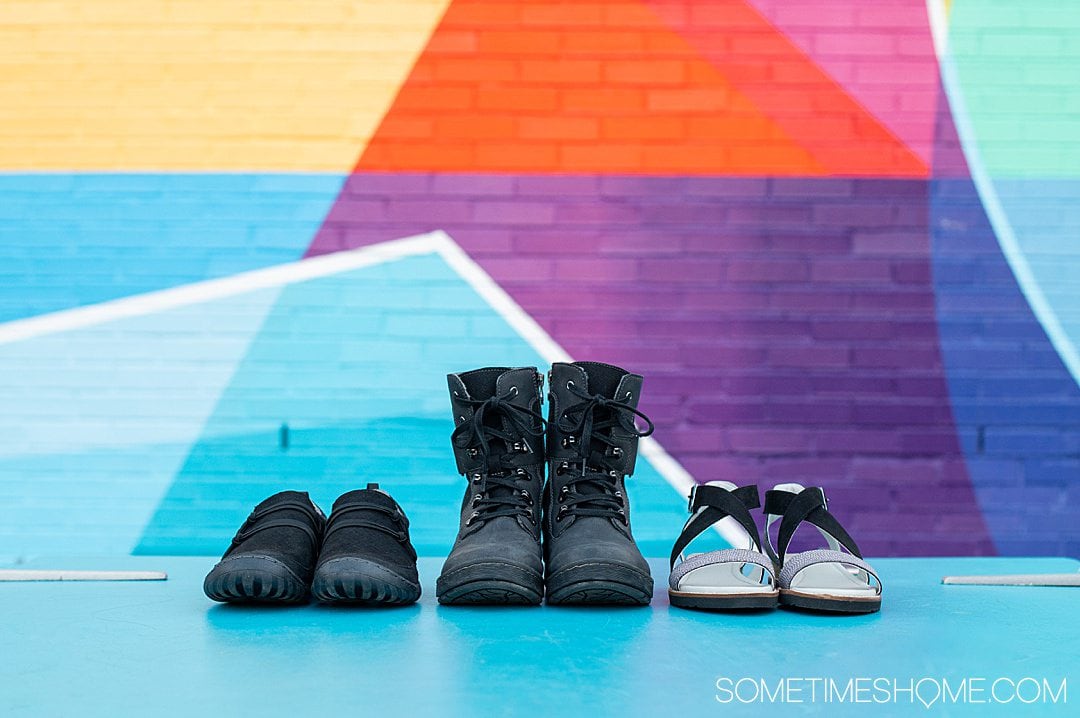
[[0, 0, 1076, 559]]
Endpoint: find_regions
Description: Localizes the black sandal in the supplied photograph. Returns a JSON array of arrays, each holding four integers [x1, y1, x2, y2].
[[764, 483, 882, 614], [668, 481, 778, 610]]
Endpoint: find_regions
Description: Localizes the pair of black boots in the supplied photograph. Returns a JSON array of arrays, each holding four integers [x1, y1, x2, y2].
[[437, 361, 655, 606], [204, 485, 420, 605]]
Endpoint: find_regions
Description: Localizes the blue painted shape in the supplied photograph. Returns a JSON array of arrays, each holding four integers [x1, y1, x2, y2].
[[0, 287, 280, 557], [0, 173, 344, 323], [991, 178, 1080, 383], [930, 177, 1080, 556], [0, 555, 1076, 717], [136, 252, 693, 557]]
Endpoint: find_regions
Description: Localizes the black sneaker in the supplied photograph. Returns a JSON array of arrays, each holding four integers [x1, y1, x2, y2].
[[203, 490, 326, 604], [311, 484, 421, 605]]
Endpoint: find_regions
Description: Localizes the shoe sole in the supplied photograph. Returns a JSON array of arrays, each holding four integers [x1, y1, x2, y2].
[[668, 589, 779, 611], [546, 562, 653, 606], [779, 588, 881, 614], [312, 557, 421, 606], [203, 555, 309, 604], [436, 562, 544, 606]]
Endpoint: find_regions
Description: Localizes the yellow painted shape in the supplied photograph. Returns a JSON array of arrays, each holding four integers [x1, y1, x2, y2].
[[0, 1, 449, 170]]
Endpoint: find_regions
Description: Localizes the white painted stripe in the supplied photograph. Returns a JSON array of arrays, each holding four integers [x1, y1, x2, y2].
[[0, 229, 730, 545], [0, 569, 167, 581], [429, 231, 572, 364], [430, 230, 741, 546], [0, 233, 443, 346], [927, 0, 1080, 389], [926, 0, 949, 58]]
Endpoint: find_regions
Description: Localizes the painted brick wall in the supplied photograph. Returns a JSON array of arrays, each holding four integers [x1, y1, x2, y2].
[[0, 0, 1078, 558], [310, 172, 999, 556]]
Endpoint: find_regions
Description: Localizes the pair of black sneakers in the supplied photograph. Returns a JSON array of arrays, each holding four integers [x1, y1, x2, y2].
[[437, 361, 656, 606], [203, 485, 420, 605]]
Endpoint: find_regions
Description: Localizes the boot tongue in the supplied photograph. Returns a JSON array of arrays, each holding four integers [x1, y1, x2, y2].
[[459, 367, 502, 399], [456, 367, 540, 456], [573, 361, 627, 398], [449, 366, 537, 417], [556, 362, 645, 480]]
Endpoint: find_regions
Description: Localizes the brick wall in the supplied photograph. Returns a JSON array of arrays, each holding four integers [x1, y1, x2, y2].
[[0, 0, 1077, 557]]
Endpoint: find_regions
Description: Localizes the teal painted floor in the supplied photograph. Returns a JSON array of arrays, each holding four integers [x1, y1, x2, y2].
[[1, 556, 1075, 717]]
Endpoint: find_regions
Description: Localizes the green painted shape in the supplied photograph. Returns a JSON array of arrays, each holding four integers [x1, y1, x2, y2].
[[948, 1, 1080, 177]]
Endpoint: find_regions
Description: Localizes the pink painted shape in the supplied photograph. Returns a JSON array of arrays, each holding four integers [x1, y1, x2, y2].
[[743, 0, 939, 165]]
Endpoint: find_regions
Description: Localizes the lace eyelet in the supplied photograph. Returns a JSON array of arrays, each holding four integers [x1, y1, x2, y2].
[[508, 386, 519, 398], [608, 469, 619, 479], [516, 468, 527, 477], [556, 506, 569, 522], [466, 511, 480, 526], [470, 472, 482, 484], [561, 436, 576, 448], [467, 448, 479, 459], [556, 461, 568, 476], [558, 486, 569, 501], [472, 494, 482, 507], [614, 490, 623, 499], [520, 489, 532, 504], [609, 447, 623, 458]]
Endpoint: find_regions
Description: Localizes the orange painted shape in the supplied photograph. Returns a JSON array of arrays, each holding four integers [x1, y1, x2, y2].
[[357, 0, 827, 175]]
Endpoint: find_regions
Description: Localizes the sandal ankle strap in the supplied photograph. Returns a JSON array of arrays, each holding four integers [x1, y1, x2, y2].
[[670, 484, 763, 569], [764, 486, 863, 565]]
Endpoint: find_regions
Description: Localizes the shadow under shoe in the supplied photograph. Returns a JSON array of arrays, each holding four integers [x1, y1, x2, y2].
[[203, 490, 325, 604], [437, 367, 547, 605], [544, 362, 655, 606], [312, 484, 421, 605]]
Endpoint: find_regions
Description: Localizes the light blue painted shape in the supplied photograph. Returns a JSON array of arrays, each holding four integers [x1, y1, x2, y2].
[[990, 178, 1080, 366], [137, 252, 695, 557], [0, 173, 344, 323], [929, 177, 1080, 556], [0, 288, 281, 556], [936, 50, 1080, 387], [0, 555, 1075, 717]]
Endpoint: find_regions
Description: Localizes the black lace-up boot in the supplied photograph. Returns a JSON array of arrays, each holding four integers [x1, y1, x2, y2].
[[544, 361, 654, 605], [436, 366, 547, 605], [203, 490, 326, 604]]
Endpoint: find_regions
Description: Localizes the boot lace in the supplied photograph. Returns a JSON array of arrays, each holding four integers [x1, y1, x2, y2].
[[554, 381, 654, 523], [451, 387, 546, 526]]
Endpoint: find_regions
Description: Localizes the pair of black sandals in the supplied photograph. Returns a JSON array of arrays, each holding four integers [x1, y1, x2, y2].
[[668, 482, 882, 614]]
